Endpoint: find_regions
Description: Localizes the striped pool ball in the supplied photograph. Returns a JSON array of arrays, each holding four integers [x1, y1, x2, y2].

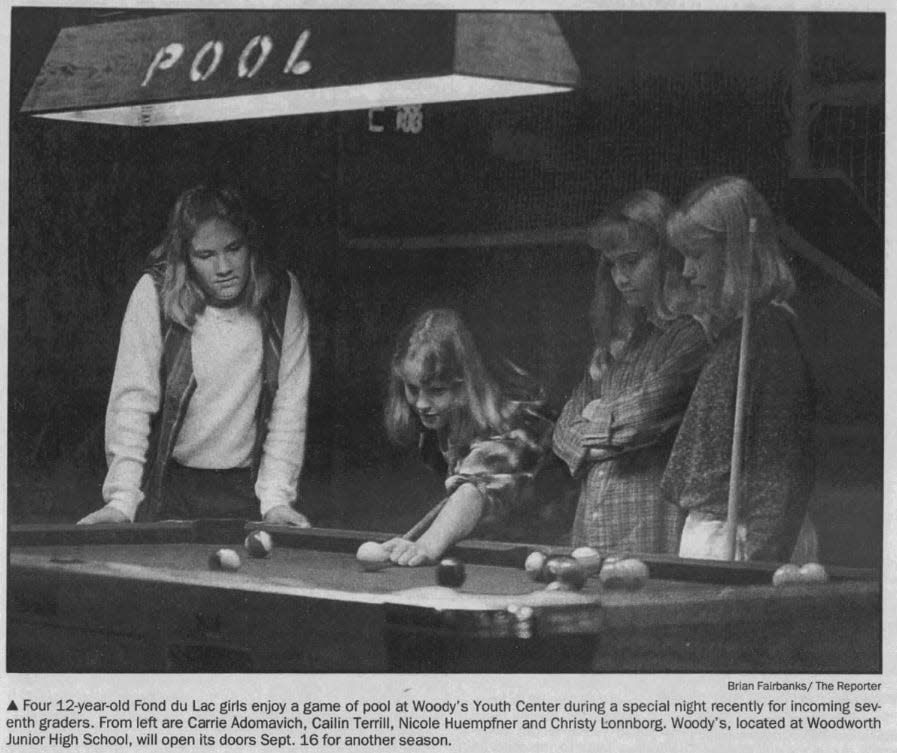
[[244, 530, 274, 558], [599, 558, 648, 590]]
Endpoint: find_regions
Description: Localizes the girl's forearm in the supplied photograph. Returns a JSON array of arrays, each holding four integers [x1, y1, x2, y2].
[[415, 483, 485, 559]]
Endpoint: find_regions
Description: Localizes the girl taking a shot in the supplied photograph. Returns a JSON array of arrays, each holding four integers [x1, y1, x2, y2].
[[381, 308, 553, 566]]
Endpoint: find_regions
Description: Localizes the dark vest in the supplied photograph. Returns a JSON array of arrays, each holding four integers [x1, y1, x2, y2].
[[138, 267, 291, 521]]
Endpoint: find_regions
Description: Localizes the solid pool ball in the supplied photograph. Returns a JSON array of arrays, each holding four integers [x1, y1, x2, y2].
[[356, 541, 391, 572], [436, 558, 466, 588], [571, 546, 600, 560], [209, 548, 241, 572], [772, 563, 803, 587], [524, 550, 548, 581], [553, 560, 586, 590], [244, 530, 274, 558], [798, 562, 829, 583]]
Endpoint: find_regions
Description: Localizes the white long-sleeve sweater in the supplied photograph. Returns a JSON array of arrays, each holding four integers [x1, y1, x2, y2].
[[102, 271, 310, 520]]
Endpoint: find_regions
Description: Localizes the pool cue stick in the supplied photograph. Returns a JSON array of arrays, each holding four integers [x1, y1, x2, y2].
[[723, 217, 757, 560], [402, 496, 451, 542]]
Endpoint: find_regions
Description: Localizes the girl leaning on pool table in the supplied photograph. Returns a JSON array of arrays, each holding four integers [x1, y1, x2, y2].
[[79, 184, 311, 526], [381, 308, 554, 566]]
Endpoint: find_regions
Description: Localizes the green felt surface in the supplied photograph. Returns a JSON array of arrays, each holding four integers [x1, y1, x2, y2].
[[23, 540, 726, 603]]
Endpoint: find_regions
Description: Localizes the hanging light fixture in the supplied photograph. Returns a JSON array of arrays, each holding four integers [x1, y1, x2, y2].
[[20, 10, 579, 127]]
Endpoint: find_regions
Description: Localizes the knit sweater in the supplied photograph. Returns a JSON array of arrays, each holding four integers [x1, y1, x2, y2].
[[102, 271, 310, 520], [661, 303, 815, 561]]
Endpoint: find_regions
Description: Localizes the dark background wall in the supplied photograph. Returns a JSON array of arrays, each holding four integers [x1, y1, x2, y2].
[[6, 10, 884, 566]]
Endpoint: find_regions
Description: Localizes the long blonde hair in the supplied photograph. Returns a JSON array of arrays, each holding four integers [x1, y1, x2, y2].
[[667, 175, 795, 332], [384, 308, 538, 451], [149, 184, 272, 327], [587, 189, 685, 381]]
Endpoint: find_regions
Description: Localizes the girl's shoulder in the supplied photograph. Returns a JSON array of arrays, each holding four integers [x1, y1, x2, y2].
[[745, 302, 800, 347], [504, 399, 556, 446], [751, 302, 807, 365], [653, 314, 712, 358], [708, 303, 803, 370], [132, 272, 162, 309]]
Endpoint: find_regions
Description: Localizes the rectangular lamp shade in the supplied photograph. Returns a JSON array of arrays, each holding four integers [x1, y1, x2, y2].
[[21, 11, 579, 127]]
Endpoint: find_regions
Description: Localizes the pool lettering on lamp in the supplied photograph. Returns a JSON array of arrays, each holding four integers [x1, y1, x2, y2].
[[142, 30, 312, 88]]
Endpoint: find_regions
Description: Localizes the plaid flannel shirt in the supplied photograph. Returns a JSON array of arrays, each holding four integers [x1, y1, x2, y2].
[[420, 405, 554, 533], [553, 317, 709, 553]]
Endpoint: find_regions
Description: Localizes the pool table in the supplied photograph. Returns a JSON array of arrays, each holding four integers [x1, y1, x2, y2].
[[7, 521, 881, 673]]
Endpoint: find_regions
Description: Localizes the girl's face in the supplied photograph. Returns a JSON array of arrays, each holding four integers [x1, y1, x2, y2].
[[600, 243, 660, 310], [677, 234, 726, 313], [189, 217, 250, 305], [402, 369, 460, 431]]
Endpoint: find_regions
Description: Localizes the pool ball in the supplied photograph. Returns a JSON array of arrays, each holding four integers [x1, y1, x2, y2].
[[209, 548, 241, 572], [772, 563, 803, 587], [542, 555, 582, 585], [540, 555, 564, 582], [244, 530, 274, 558], [551, 558, 586, 591], [436, 557, 466, 588], [599, 558, 648, 590], [798, 562, 829, 583], [570, 546, 603, 576], [356, 541, 392, 571], [524, 550, 548, 581]]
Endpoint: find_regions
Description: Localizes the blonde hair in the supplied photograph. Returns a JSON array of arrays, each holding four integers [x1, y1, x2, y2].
[[150, 185, 272, 327], [668, 176, 795, 330], [586, 189, 686, 381], [384, 309, 536, 450]]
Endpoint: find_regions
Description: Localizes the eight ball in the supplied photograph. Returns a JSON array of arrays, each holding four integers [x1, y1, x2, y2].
[[436, 557, 466, 588]]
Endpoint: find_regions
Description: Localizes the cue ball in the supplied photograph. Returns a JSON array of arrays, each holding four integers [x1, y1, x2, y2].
[[244, 530, 273, 558], [798, 562, 829, 583], [436, 558, 466, 588], [356, 541, 391, 571], [209, 548, 241, 572], [772, 563, 803, 586], [525, 550, 548, 581]]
